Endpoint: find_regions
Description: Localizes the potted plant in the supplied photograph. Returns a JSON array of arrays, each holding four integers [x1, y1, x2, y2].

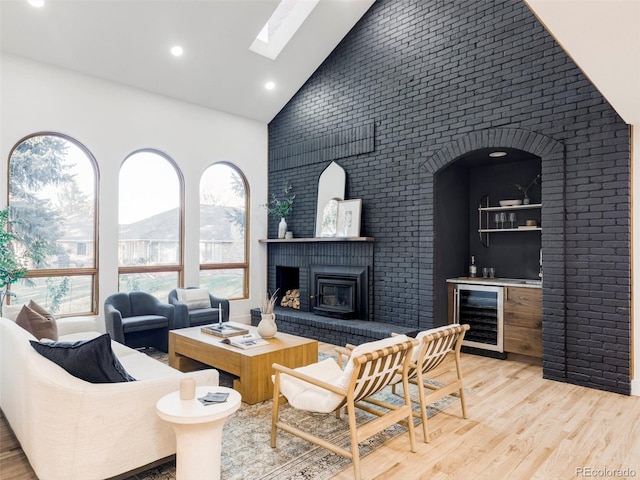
[[0, 207, 31, 316], [515, 173, 541, 205], [258, 289, 279, 338], [264, 183, 295, 239]]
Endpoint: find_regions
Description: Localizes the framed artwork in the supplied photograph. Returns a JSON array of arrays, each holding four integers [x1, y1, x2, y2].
[[336, 199, 362, 237]]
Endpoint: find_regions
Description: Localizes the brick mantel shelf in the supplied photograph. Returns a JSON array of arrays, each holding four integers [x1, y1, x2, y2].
[[259, 237, 374, 243]]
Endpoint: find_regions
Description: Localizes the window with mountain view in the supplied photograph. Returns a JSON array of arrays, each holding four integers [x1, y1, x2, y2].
[[8, 133, 98, 315], [118, 150, 183, 299], [199, 163, 248, 299]]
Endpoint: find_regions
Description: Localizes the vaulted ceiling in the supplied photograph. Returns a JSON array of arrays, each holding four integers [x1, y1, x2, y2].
[[1, 0, 638, 125], [0, 0, 375, 123]]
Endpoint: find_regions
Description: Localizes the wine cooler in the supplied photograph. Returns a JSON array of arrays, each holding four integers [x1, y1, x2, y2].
[[453, 284, 504, 352]]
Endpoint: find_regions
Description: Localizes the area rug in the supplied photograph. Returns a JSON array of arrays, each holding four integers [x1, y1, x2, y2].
[[133, 350, 469, 480]]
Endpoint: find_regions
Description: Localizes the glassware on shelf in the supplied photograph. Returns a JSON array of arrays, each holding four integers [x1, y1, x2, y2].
[[509, 212, 516, 229], [494, 213, 501, 229], [499, 212, 507, 229]]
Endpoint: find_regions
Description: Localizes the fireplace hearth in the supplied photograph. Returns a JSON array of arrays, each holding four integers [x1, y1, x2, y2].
[[310, 265, 368, 320]]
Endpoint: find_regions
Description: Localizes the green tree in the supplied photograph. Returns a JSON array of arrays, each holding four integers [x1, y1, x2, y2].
[[225, 171, 246, 236], [0, 208, 37, 314], [9, 135, 73, 268]]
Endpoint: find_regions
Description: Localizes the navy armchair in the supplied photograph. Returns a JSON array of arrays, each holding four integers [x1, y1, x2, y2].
[[168, 287, 229, 328], [104, 291, 176, 352]]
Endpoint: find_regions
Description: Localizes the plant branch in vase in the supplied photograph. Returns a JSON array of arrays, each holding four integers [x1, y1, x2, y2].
[[264, 183, 295, 239], [260, 289, 279, 315], [515, 173, 541, 205], [258, 289, 279, 338]]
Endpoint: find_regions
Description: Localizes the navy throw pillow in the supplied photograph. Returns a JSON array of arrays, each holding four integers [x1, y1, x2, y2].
[[30, 333, 136, 383]]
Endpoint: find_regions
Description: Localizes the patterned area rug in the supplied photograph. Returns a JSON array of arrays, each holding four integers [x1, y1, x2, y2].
[[134, 350, 468, 480]]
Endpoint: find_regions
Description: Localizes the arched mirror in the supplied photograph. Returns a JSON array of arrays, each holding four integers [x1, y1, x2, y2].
[[315, 161, 346, 237]]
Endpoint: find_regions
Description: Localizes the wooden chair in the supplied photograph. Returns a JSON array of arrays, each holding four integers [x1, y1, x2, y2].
[[391, 323, 470, 443], [271, 335, 419, 480]]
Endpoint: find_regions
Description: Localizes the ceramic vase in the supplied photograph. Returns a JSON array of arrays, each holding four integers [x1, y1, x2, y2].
[[258, 313, 277, 338], [278, 218, 287, 239]]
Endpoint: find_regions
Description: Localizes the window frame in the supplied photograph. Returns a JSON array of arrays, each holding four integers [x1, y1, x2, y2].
[[7, 132, 100, 316], [199, 161, 249, 300], [117, 149, 185, 293]]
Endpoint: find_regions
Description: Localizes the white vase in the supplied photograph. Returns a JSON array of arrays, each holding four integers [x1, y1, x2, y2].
[[258, 313, 277, 338], [278, 218, 287, 239]]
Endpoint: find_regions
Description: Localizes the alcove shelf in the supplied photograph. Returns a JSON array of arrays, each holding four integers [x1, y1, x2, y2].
[[259, 237, 374, 243]]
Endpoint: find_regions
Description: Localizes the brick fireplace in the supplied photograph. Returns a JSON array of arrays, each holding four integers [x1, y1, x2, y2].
[[266, 239, 374, 320], [251, 239, 420, 345]]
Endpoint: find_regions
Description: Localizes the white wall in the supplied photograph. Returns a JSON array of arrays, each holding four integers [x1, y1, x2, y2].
[[0, 54, 268, 327]]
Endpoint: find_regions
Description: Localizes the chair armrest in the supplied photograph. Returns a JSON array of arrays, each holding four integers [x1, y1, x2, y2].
[[104, 304, 125, 344], [168, 298, 189, 329], [208, 295, 230, 322], [272, 362, 347, 396], [335, 345, 354, 368], [154, 303, 176, 329]]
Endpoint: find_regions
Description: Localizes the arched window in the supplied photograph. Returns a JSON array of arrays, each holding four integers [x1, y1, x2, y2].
[[7, 133, 98, 315], [118, 150, 183, 298], [199, 163, 248, 299]]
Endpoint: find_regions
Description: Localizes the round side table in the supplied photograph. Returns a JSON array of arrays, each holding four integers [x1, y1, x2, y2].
[[156, 386, 241, 480]]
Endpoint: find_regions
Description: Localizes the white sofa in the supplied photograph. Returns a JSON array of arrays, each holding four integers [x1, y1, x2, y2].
[[0, 315, 219, 480]]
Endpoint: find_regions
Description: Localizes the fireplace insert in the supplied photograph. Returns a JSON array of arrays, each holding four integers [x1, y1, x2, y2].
[[310, 265, 368, 320]]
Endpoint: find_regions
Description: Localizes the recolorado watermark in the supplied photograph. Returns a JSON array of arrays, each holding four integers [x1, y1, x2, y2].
[[576, 467, 637, 478]]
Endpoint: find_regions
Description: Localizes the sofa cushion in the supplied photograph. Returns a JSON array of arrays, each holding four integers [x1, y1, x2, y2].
[[16, 304, 58, 341], [30, 333, 136, 383], [2, 303, 23, 321], [176, 288, 211, 310], [187, 308, 216, 326]]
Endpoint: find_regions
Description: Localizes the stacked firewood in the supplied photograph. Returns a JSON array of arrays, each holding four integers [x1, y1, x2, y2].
[[280, 289, 300, 309]]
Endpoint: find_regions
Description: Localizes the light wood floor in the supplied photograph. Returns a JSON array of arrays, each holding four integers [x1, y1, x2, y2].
[[3, 344, 640, 480]]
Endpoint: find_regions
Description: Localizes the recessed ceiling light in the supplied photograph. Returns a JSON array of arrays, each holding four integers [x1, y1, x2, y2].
[[170, 46, 183, 57], [265, 82, 276, 90], [28, 0, 45, 7], [489, 151, 507, 158]]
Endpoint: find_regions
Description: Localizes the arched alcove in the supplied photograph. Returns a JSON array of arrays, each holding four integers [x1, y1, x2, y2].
[[419, 128, 566, 383]]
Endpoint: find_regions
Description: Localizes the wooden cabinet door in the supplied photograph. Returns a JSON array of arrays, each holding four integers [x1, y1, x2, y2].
[[503, 287, 542, 357]]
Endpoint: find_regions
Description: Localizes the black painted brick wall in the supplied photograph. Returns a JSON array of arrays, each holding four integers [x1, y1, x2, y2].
[[267, 0, 631, 394]]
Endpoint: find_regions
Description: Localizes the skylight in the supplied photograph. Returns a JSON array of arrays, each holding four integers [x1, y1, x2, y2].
[[249, 0, 320, 60]]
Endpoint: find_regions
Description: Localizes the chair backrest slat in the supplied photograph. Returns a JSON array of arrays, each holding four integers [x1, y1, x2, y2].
[[351, 340, 415, 402], [405, 324, 468, 379]]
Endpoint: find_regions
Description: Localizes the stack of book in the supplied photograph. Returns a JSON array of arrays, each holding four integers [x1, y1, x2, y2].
[[201, 323, 249, 338]]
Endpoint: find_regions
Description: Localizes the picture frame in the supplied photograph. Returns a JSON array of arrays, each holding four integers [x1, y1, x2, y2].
[[336, 199, 362, 238]]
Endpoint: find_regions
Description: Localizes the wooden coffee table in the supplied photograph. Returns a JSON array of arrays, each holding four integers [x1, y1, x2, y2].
[[169, 323, 318, 404]]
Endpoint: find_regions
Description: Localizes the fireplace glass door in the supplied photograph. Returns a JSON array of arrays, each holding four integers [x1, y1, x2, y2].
[[314, 278, 357, 318]]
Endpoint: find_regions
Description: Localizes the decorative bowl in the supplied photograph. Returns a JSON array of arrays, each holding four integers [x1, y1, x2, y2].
[[499, 199, 522, 207]]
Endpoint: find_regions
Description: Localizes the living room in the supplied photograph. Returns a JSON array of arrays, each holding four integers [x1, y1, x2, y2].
[[2, 0, 640, 478]]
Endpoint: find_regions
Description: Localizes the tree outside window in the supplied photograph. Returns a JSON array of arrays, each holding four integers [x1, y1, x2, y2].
[[118, 150, 182, 299], [8, 133, 98, 315], [199, 163, 248, 299]]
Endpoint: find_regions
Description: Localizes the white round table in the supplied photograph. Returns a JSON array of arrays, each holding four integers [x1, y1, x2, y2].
[[156, 386, 241, 480]]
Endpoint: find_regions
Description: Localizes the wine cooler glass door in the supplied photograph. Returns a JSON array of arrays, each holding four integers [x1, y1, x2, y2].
[[455, 284, 504, 352]]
